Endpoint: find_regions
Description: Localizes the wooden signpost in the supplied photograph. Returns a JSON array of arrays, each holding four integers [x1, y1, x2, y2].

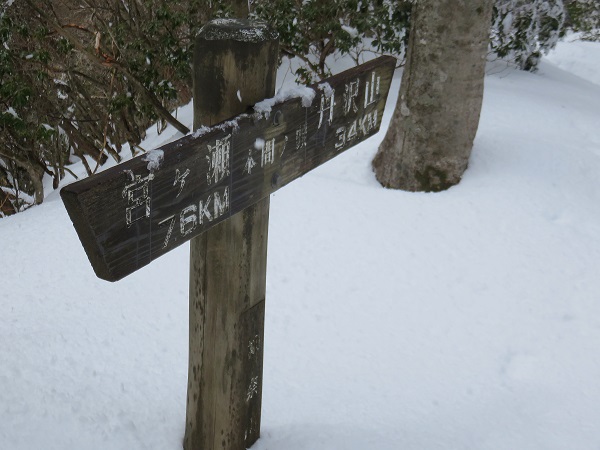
[[61, 58, 395, 282], [61, 18, 395, 450]]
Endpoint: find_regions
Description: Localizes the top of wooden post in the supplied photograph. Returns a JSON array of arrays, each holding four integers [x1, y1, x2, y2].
[[60, 56, 396, 281], [198, 18, 278, 43]]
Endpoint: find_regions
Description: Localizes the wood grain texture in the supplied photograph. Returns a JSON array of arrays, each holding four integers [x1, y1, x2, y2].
[[185, 18, 275, 450], [60, 55, 396, 282]]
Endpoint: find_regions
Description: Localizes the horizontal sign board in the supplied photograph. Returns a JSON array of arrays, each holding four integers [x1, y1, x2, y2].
[[61, 56, 396, 281]]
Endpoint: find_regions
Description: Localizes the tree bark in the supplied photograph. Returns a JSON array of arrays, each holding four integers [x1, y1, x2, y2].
[[26, 165, 45, 205], [373, 0, 493, 192]]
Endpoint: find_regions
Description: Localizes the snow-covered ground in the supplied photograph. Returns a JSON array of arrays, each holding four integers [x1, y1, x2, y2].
[[1, 38, 600, 450]]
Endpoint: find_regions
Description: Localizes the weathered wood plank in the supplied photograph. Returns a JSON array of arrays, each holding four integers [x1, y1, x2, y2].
[[185, 18, 276, 450], [60, 55, 396, 281]]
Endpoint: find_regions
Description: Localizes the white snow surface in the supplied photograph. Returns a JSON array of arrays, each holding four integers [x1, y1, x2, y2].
[[545, 33, 600, 87], [142, 149, 164, 171], [253, 85, 316, 116], [2, 42, 600, 450]]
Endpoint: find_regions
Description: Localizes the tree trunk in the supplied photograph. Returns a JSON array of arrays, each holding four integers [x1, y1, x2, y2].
[[372, 0, 493, 192], [26, 165, 45, 205]]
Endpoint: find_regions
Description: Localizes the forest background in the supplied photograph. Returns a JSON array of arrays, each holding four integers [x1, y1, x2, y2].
[[0, 0, 598, 215]]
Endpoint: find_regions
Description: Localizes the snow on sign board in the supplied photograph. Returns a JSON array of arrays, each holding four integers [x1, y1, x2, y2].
[[60, 56, 396, 282]]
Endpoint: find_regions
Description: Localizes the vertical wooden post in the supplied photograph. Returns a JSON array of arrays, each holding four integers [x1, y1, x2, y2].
[[184, 19, 278, 450]]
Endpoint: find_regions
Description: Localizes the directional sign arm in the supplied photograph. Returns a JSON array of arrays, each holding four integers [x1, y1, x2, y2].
[[61, 56, 396, 281]]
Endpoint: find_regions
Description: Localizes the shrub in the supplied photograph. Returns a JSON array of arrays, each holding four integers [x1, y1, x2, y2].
[[491, 0, 566, 70], [0, 0, 231, 214], [251, 0, 412, 83], [565, 0, 600, 40]]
